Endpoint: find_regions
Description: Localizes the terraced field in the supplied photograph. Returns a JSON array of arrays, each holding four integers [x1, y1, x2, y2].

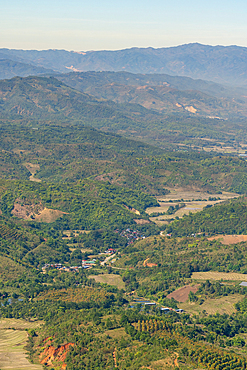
[[0, 319, 43, 370]]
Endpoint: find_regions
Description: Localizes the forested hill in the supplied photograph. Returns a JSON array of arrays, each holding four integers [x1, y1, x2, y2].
[[2, 124, 247, 195], [0, 75, 159, 124], [2, 43, 247, 85], [166, 196, 247, 236], [2, 75, 247, 152]]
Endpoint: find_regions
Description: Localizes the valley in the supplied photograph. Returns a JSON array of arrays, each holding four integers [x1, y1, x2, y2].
[[0, 52, 247, 369]]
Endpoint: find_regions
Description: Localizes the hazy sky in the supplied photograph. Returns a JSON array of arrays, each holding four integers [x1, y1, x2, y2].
[[1, 0, 247, 50]]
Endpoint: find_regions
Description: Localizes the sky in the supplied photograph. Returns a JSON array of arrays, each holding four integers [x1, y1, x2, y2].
[[1, 0, 247, 51]]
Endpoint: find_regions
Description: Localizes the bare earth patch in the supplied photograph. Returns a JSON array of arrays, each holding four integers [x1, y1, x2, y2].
[[24, 163, 41, 182], [34, 208, 68, 223], [88, 274, 125, 290], [192, 271, 247, 281], [12, 202, 67, 223], [167, 285, 200, 302], [134, 219, 150, 224], [208, 235, 247, 245]]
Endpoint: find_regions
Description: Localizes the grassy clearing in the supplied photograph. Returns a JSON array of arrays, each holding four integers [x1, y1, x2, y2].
[[180, 294, 242, 315], [191, 271, 247, 281], [103, 327, 129, 339], [89, 274, 125, 290], [0, 328, 42, 370]]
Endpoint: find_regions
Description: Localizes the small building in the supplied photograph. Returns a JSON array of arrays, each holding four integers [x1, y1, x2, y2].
[[240, 282, 247, 287], [161, 307, 171, 314]]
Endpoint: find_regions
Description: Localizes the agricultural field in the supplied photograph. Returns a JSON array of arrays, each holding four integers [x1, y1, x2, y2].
[[0, 319, 42, 370], [146, 189, 239, 225], [167, 285, 200, 302], [192, 271, 247, 281], [208, 234, 247, 245], [88, 274, 125, 289], [180, 294, 242, 315]]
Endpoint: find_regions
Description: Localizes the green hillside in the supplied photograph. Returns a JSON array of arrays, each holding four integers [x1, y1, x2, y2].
[[0, 75, 160, 124], [2, 124, 247, 195], [1, 75, 247, 153], [166, 196, 247, 236]]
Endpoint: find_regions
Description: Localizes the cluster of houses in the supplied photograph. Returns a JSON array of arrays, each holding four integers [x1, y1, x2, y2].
[[42, 263, 85, 272], [131, 299, 184, 313], [115, 228, 146, 245], [104, 248, 116, 254]]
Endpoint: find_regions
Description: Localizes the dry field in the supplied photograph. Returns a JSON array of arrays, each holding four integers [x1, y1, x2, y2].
[[167, 285, 200, 303], [34, 208, 67, 223], [0, 319, 43, 330], [63, 230, 90, 237], [180, 294, 241, 316], [0, 319, 43, 370], [208, 235, 247, 245], [146, 189, 239, 226], [158, 189, 238, 202], [88, 274, 125, 289], [191, 271, 247, 281]]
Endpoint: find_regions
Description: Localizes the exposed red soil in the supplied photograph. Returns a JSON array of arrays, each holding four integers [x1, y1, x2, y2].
[[113, 348, 117, 368], [39, 342, 74, 368], [143, 258, 157, 267], [167, 285, 200, 303]]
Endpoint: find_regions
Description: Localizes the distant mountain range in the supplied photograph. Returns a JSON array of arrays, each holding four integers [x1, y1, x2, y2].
[[1, 43, 247, 86]]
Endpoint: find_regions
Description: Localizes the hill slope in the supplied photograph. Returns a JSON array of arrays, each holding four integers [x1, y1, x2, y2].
[[55, 71, 247, 119], [1, 75, 247, 152], [0, 75, 160, 124]]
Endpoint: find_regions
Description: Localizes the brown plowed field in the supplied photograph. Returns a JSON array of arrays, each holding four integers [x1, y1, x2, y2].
[[167, 285, 200, 303]]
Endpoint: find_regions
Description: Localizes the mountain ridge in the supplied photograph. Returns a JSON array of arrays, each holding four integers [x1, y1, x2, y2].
[[2, 43, 247, 86]]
